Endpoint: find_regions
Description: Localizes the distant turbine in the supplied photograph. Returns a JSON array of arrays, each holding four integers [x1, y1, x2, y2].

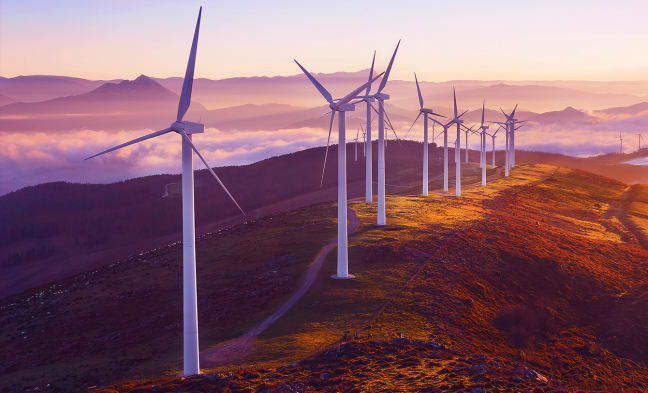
[[620, 132, 623, 154], [85, 8, 244, 376], [354, 128, 360, 161], [408, 72, 444, 196], [636, 133, 643, 151], [294, 59, 383, 279], [501, 105, 523, 168], [487, 126, 502, 167]]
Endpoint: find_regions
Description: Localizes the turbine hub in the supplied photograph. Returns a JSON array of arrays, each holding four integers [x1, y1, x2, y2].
[[171, 121, 205, 134]]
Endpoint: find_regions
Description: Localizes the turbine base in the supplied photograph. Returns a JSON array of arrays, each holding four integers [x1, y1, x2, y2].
[[331, 274, 356, 280]]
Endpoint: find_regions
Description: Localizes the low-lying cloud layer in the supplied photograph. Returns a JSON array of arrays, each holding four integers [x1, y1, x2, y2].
[[0, 120, 645, 195], [0, 127, 327, 195]]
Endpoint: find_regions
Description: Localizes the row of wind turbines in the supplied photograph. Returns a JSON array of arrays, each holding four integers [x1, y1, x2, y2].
[[295, 42, 524, 282], [84, 7, 525, 377]]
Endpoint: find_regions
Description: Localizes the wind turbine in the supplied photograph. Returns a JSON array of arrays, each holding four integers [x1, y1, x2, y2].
[[453, 88, 466, 196], [85, 8, 243, 376], [636, 133, 643, 151], [487, 127, 502, 167], [356, 51, 376, 203], [361, 124, 366, 157], [354, 128, 360, 161], [373, 40, 400, 225], [477, 101, 489, 186], [427, 89, 468, 194], [408, 72, 444, 196], [501, 105, 522, 168], [619, 132, 623, 154], [294, 59, 383, 279]]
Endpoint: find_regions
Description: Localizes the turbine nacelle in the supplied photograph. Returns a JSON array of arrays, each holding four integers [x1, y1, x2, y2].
[[374, 92, 390, 101], [421, 108, 438, 115], [334, 103, 356, 112], [171, 121, 205, 134]]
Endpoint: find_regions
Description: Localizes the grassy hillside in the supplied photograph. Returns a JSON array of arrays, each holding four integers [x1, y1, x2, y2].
[[2, 164, 647, 392], [1, 140, 451, 297]]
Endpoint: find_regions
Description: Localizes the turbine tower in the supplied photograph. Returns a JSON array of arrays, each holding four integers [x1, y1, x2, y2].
[[408, 72, 444, 196], [85, 7, 245, 376], [294, 59, 383, 279]]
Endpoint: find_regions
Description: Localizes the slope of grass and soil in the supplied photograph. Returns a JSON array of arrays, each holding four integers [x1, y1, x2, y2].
[[94, 164, 648, 393]]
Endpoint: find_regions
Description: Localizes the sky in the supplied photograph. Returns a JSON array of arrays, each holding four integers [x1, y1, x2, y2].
[[2, 0, 648, 82]]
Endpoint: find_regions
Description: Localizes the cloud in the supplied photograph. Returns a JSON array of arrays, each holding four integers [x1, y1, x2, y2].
[[2, 114, 648, 196], [0, 127, 329, 195]]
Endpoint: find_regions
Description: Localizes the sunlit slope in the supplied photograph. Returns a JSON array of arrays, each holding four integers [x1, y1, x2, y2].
[[5, 164, 648, 392], [211, 164, 648, 392], [98, 164, 648, 392]]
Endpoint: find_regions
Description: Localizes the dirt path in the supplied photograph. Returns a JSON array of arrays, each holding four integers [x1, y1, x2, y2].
[[201, 164, 508, 367], [201, 207, 361, 367]]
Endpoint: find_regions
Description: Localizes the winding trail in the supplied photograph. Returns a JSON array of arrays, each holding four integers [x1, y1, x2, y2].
[[201, 164, 506, 367], [201, 208, 361, 367]]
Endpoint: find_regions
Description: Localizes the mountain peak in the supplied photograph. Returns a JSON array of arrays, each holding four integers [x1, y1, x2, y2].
[[89, 75, 175, 99]]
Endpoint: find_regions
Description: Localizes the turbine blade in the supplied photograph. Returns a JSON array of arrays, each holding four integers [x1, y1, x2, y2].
[[294, 59, 334, 105], [453, 86, 458, 118], [366, 50, 376, 95], [415, 72, 424, 109], [320, 111, 336, 188], [511, 104, 518, 119], [407, 112, 423, 135], [179, 130, 246, 217], [177, 7, 202, 122], [481, 99, 485, 127], [457, 109, 469, 119], [377, 39, 401, 93], [85, 128, 172, 160], [337, 72, 384, 107]]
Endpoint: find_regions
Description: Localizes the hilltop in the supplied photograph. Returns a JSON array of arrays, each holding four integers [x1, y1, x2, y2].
[[1, 164, 647, 392]]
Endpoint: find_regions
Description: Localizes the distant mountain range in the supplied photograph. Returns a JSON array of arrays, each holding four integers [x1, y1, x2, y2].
[[1, 72, 647, 151]]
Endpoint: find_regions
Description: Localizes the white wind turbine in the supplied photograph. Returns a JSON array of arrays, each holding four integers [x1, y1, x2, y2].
[[294, 59, 383, 279], [453, 88, 466, 196], [501, 105, 523, 168], [356, 52, 376, 203], [354, 128, 360, 161], [356, 40, 400, 225], [478, 101, 489, 186], [408, 72, 444, 196], [427, 89, 468, 194], [487, 126, 503, 167], [85, 7, 244, 376]]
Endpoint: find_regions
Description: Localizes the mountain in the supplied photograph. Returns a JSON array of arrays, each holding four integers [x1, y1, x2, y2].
[[0, 75, 120, 102], [528, 106, 595, 124], [0, 75, 205, 131], [593, 101, 648, 117]]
